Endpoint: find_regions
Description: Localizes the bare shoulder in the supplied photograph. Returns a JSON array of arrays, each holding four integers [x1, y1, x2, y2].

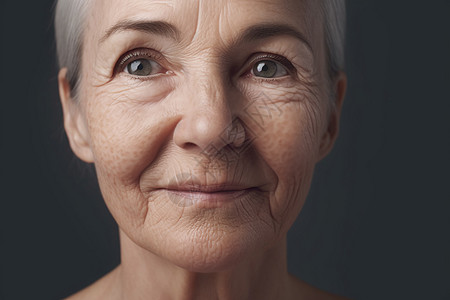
[[64, 267, 120, 300], [289, 274, 350, 300]]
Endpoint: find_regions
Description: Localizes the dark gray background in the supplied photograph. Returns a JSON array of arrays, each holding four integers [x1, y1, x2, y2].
[[1, 1, 449, 299]]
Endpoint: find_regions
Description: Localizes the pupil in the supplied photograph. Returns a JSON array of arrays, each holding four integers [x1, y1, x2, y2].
[[259, 64, 269, 72], [254, 60, 277, 78], [127, 59, 152, 76]]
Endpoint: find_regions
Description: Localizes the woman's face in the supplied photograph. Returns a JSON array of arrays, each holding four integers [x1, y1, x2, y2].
[[61, 0, 343, 272]]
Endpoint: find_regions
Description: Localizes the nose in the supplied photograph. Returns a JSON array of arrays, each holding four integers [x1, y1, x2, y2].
[[173, 77, 242, 153]]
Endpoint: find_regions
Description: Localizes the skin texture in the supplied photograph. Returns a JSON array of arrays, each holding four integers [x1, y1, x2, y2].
[[58, 0, 347, 299]]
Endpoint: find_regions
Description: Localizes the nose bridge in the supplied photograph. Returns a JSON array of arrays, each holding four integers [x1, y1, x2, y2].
[[197, 70, 229, 112], [195, 70, 233, 140], [173, 65, 236, 151]]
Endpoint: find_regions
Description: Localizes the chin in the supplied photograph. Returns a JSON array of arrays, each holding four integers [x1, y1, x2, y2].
[[154, 223, 274, 273]]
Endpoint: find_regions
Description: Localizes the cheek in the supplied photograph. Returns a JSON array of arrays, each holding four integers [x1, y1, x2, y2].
[[82, 84, 178, 229], [240, 82, 327, 228], [81, 73, 329, 247], [85, 82, 174, 181]]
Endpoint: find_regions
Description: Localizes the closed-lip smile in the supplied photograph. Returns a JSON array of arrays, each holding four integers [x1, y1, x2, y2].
[[162, 182, 258, 205], [166, 183, 251, 193]]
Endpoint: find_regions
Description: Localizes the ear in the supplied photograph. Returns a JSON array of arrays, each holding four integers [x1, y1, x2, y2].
[[58, 68, 94, 163], [317, 71, 347, 161]]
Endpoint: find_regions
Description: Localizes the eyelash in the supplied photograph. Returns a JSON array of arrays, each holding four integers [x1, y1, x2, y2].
[[242, 53, 297, 83], [114, 48, 166, 76], [247, 53, 296, 74]]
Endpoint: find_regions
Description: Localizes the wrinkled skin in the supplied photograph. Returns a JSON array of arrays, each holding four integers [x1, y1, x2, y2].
[[59, 0, 346, 299]]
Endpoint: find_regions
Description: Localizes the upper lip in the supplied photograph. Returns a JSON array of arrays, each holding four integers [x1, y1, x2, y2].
[[165, 183, 253, 193]]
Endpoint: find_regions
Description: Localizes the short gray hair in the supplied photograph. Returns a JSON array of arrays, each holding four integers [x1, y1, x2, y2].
[[55, 0, 346, 95], [54, 0, 91, 97], [322, 0, 346, 77]]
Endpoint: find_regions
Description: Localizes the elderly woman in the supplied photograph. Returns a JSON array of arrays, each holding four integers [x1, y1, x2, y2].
[[55, 0, 347, 299]]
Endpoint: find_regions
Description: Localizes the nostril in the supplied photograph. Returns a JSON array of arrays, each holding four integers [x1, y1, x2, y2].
[[182, 142, 198, 151]]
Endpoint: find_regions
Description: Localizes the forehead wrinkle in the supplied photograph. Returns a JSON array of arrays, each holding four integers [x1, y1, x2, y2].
[[215, 0, 317, 51], [99, 20, 181, 44], [90, 0, 177, 37], [85, 0, 324, 76]]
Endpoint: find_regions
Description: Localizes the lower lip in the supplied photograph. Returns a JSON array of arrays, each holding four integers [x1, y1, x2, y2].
[[164, 189, 253, 207]]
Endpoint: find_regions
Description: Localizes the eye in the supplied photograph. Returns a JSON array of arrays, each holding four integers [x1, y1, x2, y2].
[[252, 61, 288, 78], [252, 60, 288, 78], [115, 48, 168, 78], [124, 58, 163, 76]]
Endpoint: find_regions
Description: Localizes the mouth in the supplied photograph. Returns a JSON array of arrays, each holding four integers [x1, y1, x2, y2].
[[167, 183, 251, 193], [163, 183, 259, 206]]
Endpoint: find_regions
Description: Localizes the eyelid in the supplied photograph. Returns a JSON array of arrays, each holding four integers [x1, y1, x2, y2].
[[113, 48, 165, 76]]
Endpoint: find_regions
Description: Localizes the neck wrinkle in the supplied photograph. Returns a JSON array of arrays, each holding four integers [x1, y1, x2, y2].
[[115, 229, 292, 300]]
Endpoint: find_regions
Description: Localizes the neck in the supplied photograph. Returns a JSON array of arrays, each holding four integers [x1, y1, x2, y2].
[[109, 229, 294, 300]]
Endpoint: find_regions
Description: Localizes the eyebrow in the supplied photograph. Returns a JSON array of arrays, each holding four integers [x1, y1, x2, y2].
[[235, 23, 313, 52], [100, 20, 311, 52], [100, 20, 179, 43]]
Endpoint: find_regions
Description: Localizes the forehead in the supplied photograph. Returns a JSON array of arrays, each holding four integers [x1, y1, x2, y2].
[[87, 0, 321, 47]]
